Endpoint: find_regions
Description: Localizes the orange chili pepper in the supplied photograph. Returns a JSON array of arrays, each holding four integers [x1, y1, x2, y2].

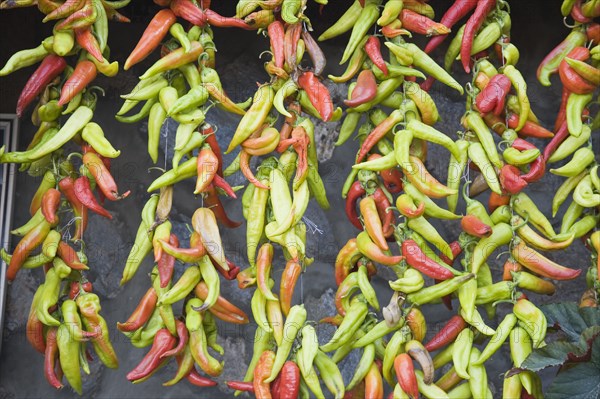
[[399, 9, 451, 36], [297, 71, 334, 121], [345, 69, 378, 107], [58, 60, 97, 106], [7, 219, 52, 281], [256, 243, 277, 301], [364, 362, 384, 399], [488, 191, 510, 212], [125, 9, 176, 70], [268, 21, 285, 69], [194, 145, 219, 194], [240, 150, 269, 189], [74, 28, 104, 62], [280, 259, 302, 316], [360, 196, 389, 251], [83, 152, 130, 201], [394, 354, 418, 399], [41, 188, 61, 225], [461, 214, 492, 238], [334, 238, 362, 286], [194, 281, 249, 324], [254, 350, 276, 399], [117, 287, 158, 332]]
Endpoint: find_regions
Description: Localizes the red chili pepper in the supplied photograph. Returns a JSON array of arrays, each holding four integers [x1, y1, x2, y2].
[[125, 9, 177, 70], [399, 9, 451, 36], [44, 327, 63, 390], [571, 0, 592, 23], [558, 47, 596, 94], [345, 69, 378, 107], [170, 0, 207, 26], [203, 183, 242, 228], [194, 146, 219, 194], [290, 127, 310, 189], [424, 315, 467, 352], [402, 239, 454, 280], [127, 329, 177, 381], [512, 240, 581, 280], [277, 361, 300, 399], [420, 76, 435, 92], [356, 111, 403, 162], [205, 9, 252, 29], [58, 177, 88, 240], [7, 220, 51, 280], [41, 188, 61, 225], [346, 181, 366, 230], [543, 120, 569, 160], [58, 60, 97, 106], [460, 0, 496, 73], [506, 114, 554, 139], [158, 233, 179, 288], [367, 154, 403, 193], [372, 188, 395, 238], [500, 164, 528, 194], [475, 74, 512, 115], [74, 176, 112, 219], [83, 152, 130, 201], [395, 353, 419, 399], [521, 155, 546, 183], [297, 71, 334, 121], [187, 368, 218, 387], [74, 28, 104, 63], [161, 319, 189, 358], [488, 191, 510, 212], [16, 54, 66, 117], [240, 150, 269, 189], [587, 23, 600, 44], [210, 255, 241, 280], [226, 381, 255, 392], [555, 86, 571, 131], [425, 0, 477, 53], [268, 21, 285, 69], [211, 175, 236, 199], [57, 241, 88, 270], [117, 287, 158, 332], [27, 295, 46, 353], [365, 36, 388, 76], [461, 214, 493, 238]]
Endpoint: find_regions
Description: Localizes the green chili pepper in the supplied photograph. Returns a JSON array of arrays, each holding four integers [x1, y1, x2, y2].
[[464, 111, 503, 168], [226, 84, 274, 153], [57, 323, 83, 394], [147, 157, 197, 192], [470, 222, 512, 274], [297, 348, 326, 399], [340, 2, 380, 64], [407, 274, 475, 305], [566, 92, 593, 137], [404, 181, 461, 220], [445, 25, 466, 71], [321, 298, 369, 352], [336, 112, 362, 146], [407, 216, 454, 260], [267, 304, 307, 381], [158, 265, 201, 305], [513, 192, 556, 237], [314, 350, 345, 399], [36, 268, 62, 326], [474, 313, 517, 365], [552, 171, 587, 217], [452, 328, 473, 379], [447, 139, 470, 213], [318, 0, 363, 41]]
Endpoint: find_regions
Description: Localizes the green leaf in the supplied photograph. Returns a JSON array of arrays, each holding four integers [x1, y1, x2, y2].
[[541, 302, 589, 341], [592, 334, 600, 370], [580, 307, 600, 329], [546, 362, 600, 399], [522, 341, 585, 372]]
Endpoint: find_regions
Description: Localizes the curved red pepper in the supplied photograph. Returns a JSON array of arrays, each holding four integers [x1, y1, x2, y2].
[[58, 177, 88, 240], [74, 176, 112, 219], [297, 71, 334, 121], [543, 120, 569, 160], [521, 156, 546, 183], [205, 9, 253, 30], [57, 241, 88, 270], [44, 327, 63, 390], [500, 164, 528, 194], [161, 319, 189, 358], [127, 329, 177, 381], [555, 86, 571, 131], [402, 239, 454, 280], [475, 74, 512, 115], [424, 315, 466, 352], [203, 183, 241, 228], [117, 287, 158, 332], [41, 188, 61, 225], [157, 233, 179, 288], [571, 0, 593, 23], [372, 188, 395, 238], [425, 0, 477, 54], [365, 36, 388, 75], [268, 21, 285, 69], [461, 215, 493, 238], [344, 69, 378, 107], [558, 47, 595, 94], [461, 0, 497, 73], [346, 181, 366, 230], [506, 114, 554, 139]]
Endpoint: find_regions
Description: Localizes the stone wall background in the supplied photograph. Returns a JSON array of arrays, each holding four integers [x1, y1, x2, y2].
[[0, 1, 598, 398]]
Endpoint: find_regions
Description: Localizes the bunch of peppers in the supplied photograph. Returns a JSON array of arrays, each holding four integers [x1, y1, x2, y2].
[[0, 0, 129, 394]]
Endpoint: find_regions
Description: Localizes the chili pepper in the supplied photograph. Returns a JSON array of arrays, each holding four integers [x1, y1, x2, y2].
[[227, 85, 274, 153], [357, 231, 404, 266], [321, 298, 369, 352], [340, 1, 379, 64], [56, 322, 82, 394], [27, 285, 46, 353], [275, 361, 301, 399], [345, 70, 378, 108], [425, 0, 477, 54], [275, 259, 302, 317], [55, 241, 86, 271], [537, 28, 587, 86], [565, 57, 600, 86], [511, 238, 581, 280], [15, 54, 66, 117], [205, 9, 252, 29], [423, 315, 466, 352], [394, 354, 418, 399], [76, 293, 119, 368], [284, 22, 302, 71], [72, 176, 110, 219], [58, 60, 96, 106], [364, 36, 388, 76], [82, 151, 128, 201], [158, 265, 201, 306], [44, 326, 63, 389], [265, 21, 285, 69], [460, 214, 492, 238], [0, 42, 48, 77], [254, 350, 276, 398], [400, 9, 451, 36], [117, 287, 157, 333], [330, 38, 369, 85], [127, 329, 176, 381], [513, 299, 547, 348], [38, 187, 61, 226], [7, 218, 51, 280], [360, 196, 388, 251], [297, 71, 333, 122], [227, 381, 255, 392], [389, 268, 425, 294], [345, 181, 366, 230], [407, 273, 475, 306], [457, 0, 495, 72], [559, 52, 596, 95], [319, 0, 363, 41], [407, 215, 455, 259], [402, 239, 454, 280], [475, 74, 511, 115], [302, 30, 326, 76]]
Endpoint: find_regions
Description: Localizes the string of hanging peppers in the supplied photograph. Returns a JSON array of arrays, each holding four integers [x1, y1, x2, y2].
[[0, 0, 130, 394], [0, 0, 598, 397]]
